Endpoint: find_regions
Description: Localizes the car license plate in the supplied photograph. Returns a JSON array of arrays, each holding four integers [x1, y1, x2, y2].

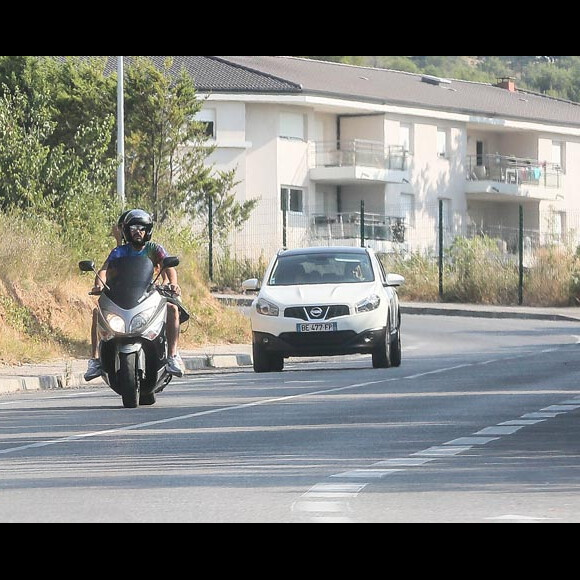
[[297, 323, 338, 333]]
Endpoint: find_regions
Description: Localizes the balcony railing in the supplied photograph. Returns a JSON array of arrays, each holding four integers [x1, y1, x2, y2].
[[467, 155, 562, 188], [312, 140, 411, 171], [312, 212, 407, 243]]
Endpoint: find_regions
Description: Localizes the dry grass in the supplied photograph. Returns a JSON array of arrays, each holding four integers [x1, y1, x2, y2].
[[0, 213, 251, 366]]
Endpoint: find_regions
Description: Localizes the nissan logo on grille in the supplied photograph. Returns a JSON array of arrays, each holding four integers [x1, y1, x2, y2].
[[309, 307, 324, 319]]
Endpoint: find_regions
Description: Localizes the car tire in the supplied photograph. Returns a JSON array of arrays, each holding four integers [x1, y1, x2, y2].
[[372, 323, 392, 370], [390, 325, 402, 368], [253, 342, 284, 373], [270, 355, 285, 373]]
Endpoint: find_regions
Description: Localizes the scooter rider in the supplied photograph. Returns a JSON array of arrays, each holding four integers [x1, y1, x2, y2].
[[85, 209, 184, 379]]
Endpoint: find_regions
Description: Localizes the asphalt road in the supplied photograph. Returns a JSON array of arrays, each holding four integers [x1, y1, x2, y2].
[[1, 314, 580, 523]]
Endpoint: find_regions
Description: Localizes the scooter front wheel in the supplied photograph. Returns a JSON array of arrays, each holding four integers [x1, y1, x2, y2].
[[119, 353, 140, 409]]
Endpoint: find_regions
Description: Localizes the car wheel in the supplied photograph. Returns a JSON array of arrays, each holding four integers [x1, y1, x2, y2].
[[270, 355, 285, 373], [390, 325, 402, 368], [253, 342, 284, 373], [372, 323, 392, 369]]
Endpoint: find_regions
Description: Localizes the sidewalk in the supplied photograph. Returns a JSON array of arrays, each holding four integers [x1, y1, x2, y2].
[[1, 300, 580, 396]]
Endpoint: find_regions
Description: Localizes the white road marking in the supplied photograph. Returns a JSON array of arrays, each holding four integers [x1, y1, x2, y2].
[[500, 420, 546, 426], [542, 405, 580, 412], [521, 412, 562, 419], [414, 446, 473, 457], [332, 469, 404, 480], [475, 426, 526, 436], [486, 515, 562, 523], [293, 502, 345, 514], [444, 437, 500, 446], [373, 458, 436, 467], [404, 364, 475, 380], [303, 483, 367, 500]]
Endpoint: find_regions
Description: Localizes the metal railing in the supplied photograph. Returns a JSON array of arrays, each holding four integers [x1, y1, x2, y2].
[[311, 212, 406, 244], [312, 140, 411, 171], [467, 154, 562, 188]]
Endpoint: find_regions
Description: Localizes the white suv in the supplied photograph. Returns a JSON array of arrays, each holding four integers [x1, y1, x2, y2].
[[243, 247, 405, 373]]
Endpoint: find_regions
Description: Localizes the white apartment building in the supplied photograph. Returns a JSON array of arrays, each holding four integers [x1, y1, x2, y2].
[[99, 57, 580, 258]]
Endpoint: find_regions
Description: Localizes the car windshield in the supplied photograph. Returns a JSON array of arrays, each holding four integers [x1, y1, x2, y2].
[[269, 253, 375, 286]]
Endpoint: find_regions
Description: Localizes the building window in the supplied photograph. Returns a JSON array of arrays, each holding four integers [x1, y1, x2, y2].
[[476, 141, 485, 167], [280, 112, 306, 141], [195, 109, 216, 140], [401, 193, 416, 228], [437, 129, 448, 159], [552, 141, 565, 172], [281, 187, 305, 214], [400, 124, 413, 154]]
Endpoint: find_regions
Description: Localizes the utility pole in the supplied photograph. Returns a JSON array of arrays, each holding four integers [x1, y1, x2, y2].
[[117, 56, 126, 206]]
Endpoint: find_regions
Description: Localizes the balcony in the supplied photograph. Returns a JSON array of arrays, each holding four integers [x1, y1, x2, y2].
[[312, 212, 407, 244], [466, 155, 563, 202], [310, 140, 411, 185]]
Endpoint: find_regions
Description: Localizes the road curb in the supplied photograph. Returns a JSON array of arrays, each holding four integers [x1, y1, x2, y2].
[[0, 373, 91, 396], [400, 304, 580, 323], [183, 354, 253, 371]]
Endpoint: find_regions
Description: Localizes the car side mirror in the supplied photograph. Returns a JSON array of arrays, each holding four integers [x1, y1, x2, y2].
[[242, 278, 261, 292], [385, 274, 405, 288]]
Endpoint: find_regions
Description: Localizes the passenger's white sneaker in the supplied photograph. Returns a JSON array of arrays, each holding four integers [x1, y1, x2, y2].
[[166, 355, 184, 378], [84, 359, 103, 382]]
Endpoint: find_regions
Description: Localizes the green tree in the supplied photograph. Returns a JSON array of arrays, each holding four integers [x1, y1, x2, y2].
[[124, 56, 257, 237], [0, 76, 119, 257]]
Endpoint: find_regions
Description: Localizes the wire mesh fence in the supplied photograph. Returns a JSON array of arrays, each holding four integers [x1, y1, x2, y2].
[[200, 197, 580, 307]]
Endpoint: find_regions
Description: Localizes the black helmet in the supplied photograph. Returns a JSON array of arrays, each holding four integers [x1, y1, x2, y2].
[[117, 210, 131, 228], [123, 209, 154, 245]]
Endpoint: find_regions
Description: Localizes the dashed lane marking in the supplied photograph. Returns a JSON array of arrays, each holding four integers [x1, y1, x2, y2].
[[295, 393, 580, 522]]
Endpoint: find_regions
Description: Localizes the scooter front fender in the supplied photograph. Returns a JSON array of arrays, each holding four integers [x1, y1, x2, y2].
[[118, 343, 142, 355]]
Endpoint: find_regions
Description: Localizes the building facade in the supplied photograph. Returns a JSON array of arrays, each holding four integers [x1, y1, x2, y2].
[[184, 57, 580, 260]]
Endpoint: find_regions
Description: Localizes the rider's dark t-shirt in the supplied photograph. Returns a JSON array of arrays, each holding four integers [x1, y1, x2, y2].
[[107, 242, 168, 267]]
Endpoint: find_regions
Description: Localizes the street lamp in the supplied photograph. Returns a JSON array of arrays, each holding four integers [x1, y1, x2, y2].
[[117, 56, 126, 206]]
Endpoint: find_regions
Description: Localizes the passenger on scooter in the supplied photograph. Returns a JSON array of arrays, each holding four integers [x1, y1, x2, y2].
[[85, 211, 129, 382], [84, 209, 184, 381]]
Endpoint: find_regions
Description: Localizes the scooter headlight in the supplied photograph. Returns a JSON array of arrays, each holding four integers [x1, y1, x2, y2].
[[106, 313, 126, 334], [130, 307, 157, 334]]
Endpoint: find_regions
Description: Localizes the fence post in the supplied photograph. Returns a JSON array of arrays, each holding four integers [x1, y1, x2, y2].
[[208, 194, 214, 283], [439, 200, 444, 300], [519, 205, 524, 306], [360, 200, 366, 248], [282, 190, 288, 249]]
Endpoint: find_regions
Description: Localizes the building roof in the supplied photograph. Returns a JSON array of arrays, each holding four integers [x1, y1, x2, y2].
[[50, 56, 580, 128]]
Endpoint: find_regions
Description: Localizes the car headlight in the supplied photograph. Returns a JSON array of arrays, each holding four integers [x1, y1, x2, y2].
[[105, 312, 126, 334], [356, 295, 381, 313], [130, 307, 157, 334], [256, 298, 280, 317]]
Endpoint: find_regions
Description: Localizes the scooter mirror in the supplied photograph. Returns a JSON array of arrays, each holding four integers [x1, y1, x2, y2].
[[163, 256, 180, 270], [79, 260, 96, 273]]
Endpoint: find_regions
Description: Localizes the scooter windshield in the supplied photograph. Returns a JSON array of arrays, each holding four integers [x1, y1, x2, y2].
[[105, 256, 155, 310]]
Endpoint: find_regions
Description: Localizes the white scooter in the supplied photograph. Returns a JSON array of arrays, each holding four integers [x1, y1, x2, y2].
[[80, 254, 180, 408]]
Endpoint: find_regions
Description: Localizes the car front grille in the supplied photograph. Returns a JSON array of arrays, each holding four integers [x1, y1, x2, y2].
[[285, 305, 350, 321]]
